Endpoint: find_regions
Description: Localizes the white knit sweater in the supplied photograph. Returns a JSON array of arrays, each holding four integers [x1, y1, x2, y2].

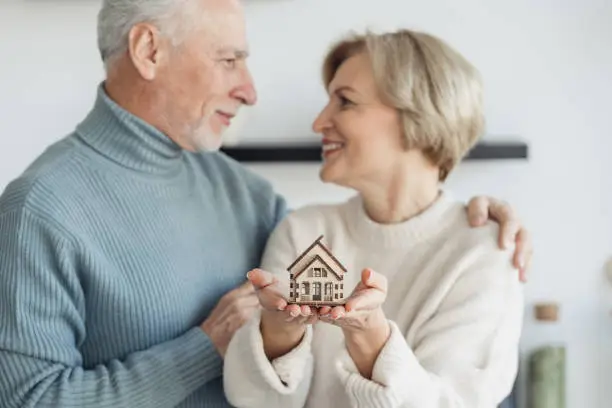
[[224, 191, 523, 408]]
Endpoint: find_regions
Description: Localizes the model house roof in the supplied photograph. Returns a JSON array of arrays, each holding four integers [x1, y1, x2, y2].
[[287, 235, 347, 278], [294, 254, 343, 280]]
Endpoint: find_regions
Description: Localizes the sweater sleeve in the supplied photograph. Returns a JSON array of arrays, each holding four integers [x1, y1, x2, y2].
[[335, 247, 524, 408], [0, 208, 223, 408], [223, 310, 314, 408], [224, 216, 313, 408]]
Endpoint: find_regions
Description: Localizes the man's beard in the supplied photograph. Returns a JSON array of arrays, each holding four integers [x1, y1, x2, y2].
[[187, 114, 224, 152]]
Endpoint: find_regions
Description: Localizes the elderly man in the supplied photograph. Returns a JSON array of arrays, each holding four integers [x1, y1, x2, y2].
[[0, 0, 531, 407]]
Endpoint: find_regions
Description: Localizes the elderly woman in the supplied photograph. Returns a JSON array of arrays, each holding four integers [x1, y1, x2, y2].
[[224, 29, 523, 408]]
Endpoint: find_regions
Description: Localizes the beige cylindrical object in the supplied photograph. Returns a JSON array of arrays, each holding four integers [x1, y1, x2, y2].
[[534, 302, 559, 322]]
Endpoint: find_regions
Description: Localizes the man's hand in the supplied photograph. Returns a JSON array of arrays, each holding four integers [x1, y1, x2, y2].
[[467, 196, 533, 282], [200, 281, 259, 357], [247, 268, 317, 360]]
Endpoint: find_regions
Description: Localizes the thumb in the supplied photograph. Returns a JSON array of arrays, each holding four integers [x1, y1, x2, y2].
[[246, 268, 277, 290], [361, 269, 371, 285], [247, 269, 288, 311], [361, 268, 387, 293]]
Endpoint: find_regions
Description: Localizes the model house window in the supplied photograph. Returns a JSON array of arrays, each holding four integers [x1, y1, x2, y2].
[[313, 268, 322, 277], [322, 269, 328, 277], [303, 282, 310, 295], [313, 282, 321, 295]]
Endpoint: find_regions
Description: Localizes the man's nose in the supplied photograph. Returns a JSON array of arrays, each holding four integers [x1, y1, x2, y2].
[[232, 83, 257, 106], [231, 70, 257, 106]]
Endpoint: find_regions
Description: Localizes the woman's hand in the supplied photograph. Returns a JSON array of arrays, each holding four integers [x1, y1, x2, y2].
[[247, 268, 318, 360], [319, 268, 388, 331], [319, 269, 390, 379]]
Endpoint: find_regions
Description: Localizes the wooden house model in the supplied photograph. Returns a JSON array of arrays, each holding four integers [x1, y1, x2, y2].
[[287, 235, 347, 305]]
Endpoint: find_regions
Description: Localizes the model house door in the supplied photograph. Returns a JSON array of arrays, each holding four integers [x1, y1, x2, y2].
[[313, 282, 321, 301], [300, 282, 310, 302], [324, 282, 333, 301]]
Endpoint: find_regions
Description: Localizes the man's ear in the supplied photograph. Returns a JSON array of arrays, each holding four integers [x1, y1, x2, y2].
[[127, 23, 165, 80]]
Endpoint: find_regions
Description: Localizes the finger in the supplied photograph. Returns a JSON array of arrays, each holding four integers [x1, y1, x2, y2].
[[285, 304, 302, 320], [361, 269, 387, 293], [344, 288, 386, 312], [294, 314, 312, 325], [300, 305, 312, 316], [246, 268, 277, 290], [512, 228, 530, 273], [256, 286, 288, 311], [248, 269, 288, 311], [286, 304, 301, 315], [488, 200, 519, 249], [217, 293, 258, 325], [236, 279, 256, 295], [467, 196, 489, 226], [488, 198, 514, 223], [319, 314, 333, 324], [519, 246, 533, 283], [318, 306, 332, 316], [499, 219, 520, 250], [221, 280, 254, 304], [330, 305, 346, 320], [283, 304, 312, 320]]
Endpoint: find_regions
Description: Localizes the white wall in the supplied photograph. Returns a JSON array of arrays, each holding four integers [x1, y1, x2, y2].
[[1, 0, 611, 406]]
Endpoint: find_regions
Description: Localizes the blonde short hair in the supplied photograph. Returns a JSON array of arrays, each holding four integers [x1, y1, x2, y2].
[[322, 29, 484, 181]]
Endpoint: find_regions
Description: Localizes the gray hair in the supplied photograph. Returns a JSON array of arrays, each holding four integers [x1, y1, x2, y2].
[[97, 0, 200, 70]]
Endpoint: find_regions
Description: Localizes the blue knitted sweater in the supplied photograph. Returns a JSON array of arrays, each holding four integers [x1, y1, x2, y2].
[[0, 85, 287, 407]]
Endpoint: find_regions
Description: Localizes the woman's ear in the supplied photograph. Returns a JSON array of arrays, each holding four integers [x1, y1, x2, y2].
[[127, 23, 164, 81]]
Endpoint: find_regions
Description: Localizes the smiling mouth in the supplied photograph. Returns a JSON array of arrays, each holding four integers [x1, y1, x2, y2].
[[216, 111, 234, 126], [322, 142, 344, 157]]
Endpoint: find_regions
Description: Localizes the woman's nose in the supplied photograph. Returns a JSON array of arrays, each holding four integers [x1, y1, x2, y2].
[[312, 106, 332, 133]]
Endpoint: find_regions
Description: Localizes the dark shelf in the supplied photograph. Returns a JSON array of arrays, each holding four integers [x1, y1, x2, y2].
[[220, 141, 528, 163]]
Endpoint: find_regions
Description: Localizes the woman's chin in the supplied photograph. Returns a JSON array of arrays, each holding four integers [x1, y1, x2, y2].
[[319, 165, 348, 187], [319, 165, 336, 184]]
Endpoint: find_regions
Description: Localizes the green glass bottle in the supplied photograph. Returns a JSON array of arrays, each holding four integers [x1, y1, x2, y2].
[[527, 303, 566, 408]]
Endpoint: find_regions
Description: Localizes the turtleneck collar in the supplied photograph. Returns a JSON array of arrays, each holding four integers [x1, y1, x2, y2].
[[75, 83, 183, 176], [345, 189, 458, 248]]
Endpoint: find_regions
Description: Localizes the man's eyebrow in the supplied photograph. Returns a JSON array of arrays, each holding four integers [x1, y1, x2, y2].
[[216, 47, 249, 59]]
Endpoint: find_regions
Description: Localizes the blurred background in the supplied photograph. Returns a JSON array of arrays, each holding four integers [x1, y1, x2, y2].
[[1, 0, 610, 406]]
